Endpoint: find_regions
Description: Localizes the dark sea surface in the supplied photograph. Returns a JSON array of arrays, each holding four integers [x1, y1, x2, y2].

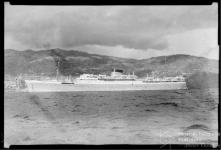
[[4, 89, 218, 147]]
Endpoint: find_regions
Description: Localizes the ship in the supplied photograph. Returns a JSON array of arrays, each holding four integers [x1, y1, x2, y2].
[[21, 68, 187, 92]]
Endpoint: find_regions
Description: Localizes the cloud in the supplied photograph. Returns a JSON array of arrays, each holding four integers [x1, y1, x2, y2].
[[74, 28, 219, 60], [166, 28, 219, 60], [4, 3, 218, 59]]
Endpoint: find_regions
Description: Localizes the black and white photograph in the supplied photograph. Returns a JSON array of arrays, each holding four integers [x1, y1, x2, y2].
[[4, 3, 219, 148]]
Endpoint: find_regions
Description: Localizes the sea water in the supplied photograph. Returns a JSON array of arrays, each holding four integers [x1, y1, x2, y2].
[[4, 89, 218, 146]]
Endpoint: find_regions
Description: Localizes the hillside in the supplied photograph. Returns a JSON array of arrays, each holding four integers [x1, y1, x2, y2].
[[4, 49, 219, 77]]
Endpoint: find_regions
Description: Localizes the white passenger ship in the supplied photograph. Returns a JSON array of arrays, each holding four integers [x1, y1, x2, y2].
[[22, 69, 187, 92]]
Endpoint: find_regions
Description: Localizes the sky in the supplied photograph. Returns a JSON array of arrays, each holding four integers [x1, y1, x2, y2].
[[4, 3, 219, 60]]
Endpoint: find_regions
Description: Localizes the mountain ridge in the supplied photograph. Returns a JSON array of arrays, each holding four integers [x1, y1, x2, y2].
[[4, 49, 219, 77]]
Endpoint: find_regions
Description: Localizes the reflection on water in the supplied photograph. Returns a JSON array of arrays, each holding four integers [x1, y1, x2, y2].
[[4, 89, 218, 146]]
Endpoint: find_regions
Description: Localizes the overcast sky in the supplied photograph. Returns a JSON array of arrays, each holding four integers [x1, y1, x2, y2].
[[5, 3, 219, 59]]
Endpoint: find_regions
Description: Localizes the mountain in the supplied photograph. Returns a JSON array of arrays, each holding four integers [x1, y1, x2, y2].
[[4, 49, 219, 77]]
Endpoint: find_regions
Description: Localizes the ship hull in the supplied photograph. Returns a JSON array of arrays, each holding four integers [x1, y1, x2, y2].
[[24, 80, 187, 92]]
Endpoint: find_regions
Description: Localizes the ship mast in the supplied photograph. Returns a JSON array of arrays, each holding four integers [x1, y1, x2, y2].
[[56, 57, 60, 81], [164, 56, 167, 77], [165, 56, 166, 65]]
